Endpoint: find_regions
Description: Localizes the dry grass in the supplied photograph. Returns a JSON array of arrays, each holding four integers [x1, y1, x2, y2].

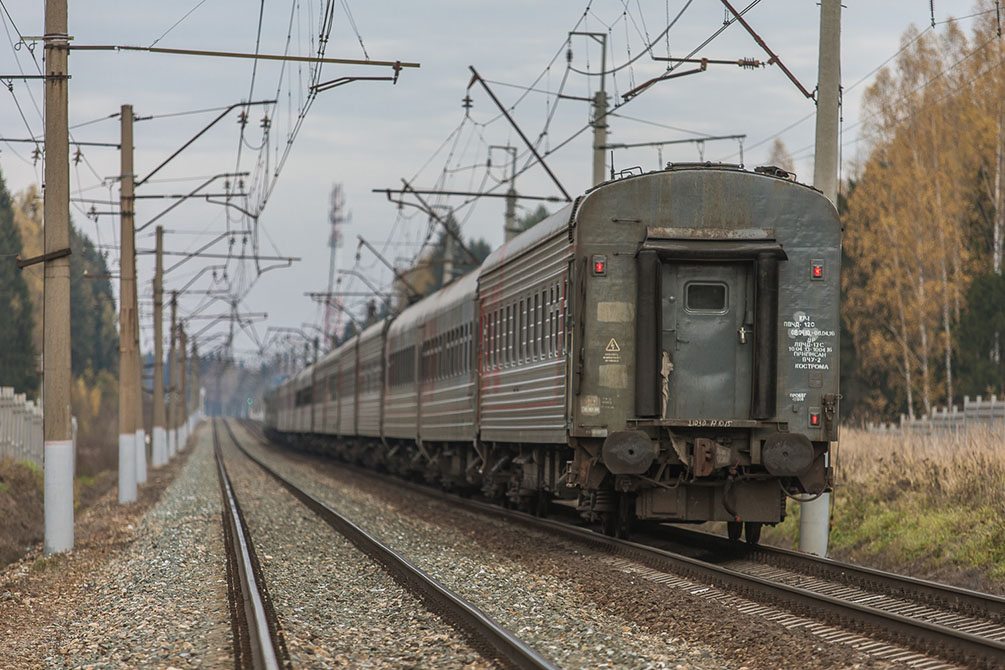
[[835, 426, 1005, 505], [765, 426, 1005, 589]]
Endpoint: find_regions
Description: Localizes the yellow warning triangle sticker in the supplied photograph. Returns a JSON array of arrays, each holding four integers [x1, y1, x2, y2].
[[606, 338, 620, 352]]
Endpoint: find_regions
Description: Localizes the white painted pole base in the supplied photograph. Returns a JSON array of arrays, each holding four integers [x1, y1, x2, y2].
[[168, 429, 176, 458], [135, 429, 147, 484], [799, 493, 830, 556], [118, 432, 137, 504], [152, 426, 167, 467], [44, 440, 74, 555]]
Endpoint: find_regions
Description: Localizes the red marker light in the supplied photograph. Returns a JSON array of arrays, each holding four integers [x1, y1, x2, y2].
[[809, 411, 821, 426], [595, 260, 605, 273], [592, 255, 607, 276], [811, 261, 824, 280], [813, 265, 823, 278]]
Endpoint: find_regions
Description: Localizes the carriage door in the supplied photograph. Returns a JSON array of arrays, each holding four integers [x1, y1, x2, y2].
[[662, 262, 753, 419]]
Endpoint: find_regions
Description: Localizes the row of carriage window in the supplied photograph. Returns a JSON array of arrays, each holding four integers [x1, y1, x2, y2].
[[484, 280, 565, 370], [290, 283, 564, 405]]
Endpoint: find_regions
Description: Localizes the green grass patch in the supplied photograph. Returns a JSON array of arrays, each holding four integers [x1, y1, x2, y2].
[[762, 484, 1005, 583], [29, 554, 66, 574]]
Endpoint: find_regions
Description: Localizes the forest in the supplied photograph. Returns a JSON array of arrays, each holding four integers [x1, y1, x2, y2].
[[840, 6, 1005, 422], [0, 175, 120, 473]]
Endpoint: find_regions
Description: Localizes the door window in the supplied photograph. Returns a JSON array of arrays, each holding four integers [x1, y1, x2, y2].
[[685, 282, 728, 313]]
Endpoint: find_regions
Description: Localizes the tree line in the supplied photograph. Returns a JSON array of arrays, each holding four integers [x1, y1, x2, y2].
[[0, 172, 120, 472], [841, 5, 1005, 421]]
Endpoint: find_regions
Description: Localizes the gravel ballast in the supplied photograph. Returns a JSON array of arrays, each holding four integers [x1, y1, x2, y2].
[[230, 425, 740, 669], [231, 421, 917, 670], [219, 435, 493, 669], [0, 423, 232, 669]]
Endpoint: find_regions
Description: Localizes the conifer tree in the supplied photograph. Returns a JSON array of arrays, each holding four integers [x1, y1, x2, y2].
[[0, 168, 38, 394]]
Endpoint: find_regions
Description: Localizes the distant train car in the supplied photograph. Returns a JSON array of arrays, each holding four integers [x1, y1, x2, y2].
[[265, 164, 840, 540]]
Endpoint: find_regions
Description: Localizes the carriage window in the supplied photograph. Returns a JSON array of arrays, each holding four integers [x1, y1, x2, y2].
[[685, 282, 728, 312]]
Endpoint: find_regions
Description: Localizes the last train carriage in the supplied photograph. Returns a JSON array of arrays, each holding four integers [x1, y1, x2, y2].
[[264, 163, 841, 540]]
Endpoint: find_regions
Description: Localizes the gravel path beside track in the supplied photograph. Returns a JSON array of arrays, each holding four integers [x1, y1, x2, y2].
[[0, 423, 232, 670], [219, 434, 493, 669]]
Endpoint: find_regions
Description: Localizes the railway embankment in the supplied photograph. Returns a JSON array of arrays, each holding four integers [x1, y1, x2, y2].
[[0, 423, 230, 668], [763, 427, 1005, 595], [230, 422, 913, 670]]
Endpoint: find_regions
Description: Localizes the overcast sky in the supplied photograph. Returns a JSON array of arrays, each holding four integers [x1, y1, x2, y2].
[[0, 1, 991, 362]]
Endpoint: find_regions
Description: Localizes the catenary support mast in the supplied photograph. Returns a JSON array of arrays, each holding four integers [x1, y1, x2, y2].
[[42, 0, 74, 553], [801, 0, 841, 558], [152, 226, 166, 466], [118, 104, 138, 504]]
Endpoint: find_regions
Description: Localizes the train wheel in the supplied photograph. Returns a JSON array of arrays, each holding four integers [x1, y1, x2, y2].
[[727, 521, 742, 541], [534, 492, 549, 518], [601, 511, 618, 537], [613, 493, 633, 540], [744, 521, 762, 545]]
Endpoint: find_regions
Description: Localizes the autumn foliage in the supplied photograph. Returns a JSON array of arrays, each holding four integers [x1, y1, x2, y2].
[[843, 7, 1005, 421]]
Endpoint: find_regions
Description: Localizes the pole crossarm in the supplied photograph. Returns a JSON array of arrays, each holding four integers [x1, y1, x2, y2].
[[71, 44, 419, 71], [373, 187, 562, 202], [602, 134, 746, 151], [467, 67, 571, 202]]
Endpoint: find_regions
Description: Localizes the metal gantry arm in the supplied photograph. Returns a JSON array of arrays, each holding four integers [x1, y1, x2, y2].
[[137, 172, 249, 233], [136, 100, 276, 188], [356, 235, 422, 303], [338, 270, 395, 313]]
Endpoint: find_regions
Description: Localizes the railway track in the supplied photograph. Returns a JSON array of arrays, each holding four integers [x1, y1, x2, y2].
[[218, 419, 558, 670], [212, 420, 289, 670], [237, 419, 1005, 670]]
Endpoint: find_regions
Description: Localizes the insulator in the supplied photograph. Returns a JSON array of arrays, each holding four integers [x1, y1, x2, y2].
[[741, 58, 758, 70], [566, 47, 573, 63], [238, 179, 245, 190]]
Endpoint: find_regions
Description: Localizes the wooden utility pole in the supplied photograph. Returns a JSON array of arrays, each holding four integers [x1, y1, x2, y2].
[[118, 104, 137, 504], [167, 292, 177, 458], [42, 0, 74, 554], [151, 226, 166, 466], [801, 0, 841, 558]]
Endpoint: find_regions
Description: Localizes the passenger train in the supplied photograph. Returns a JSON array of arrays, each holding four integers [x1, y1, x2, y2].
[[264, 163, 841, 541]]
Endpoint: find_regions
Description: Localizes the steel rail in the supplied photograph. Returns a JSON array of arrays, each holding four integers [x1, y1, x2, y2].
[[212, 420, 284, 670], [221, 420, 558, 670], [237, 421, 1005, 670], [651, 524, 1005, 623]]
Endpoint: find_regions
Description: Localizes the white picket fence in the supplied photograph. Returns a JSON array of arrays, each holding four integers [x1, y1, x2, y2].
[[0, 386, 79, 469], [867, 395, 1005, 435]]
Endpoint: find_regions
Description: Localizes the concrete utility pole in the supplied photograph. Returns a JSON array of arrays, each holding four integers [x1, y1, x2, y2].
[[42, 0, 73, 554], [178, 324, 188, 448], [134, 283, 145, 483], [190, 340, 200, 427], [151, 226, 166, 466], [591, 35, 608, 187], [167, 292, 177, 458], [118, 104, 138, 504], [801, 0, 841, 558]]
